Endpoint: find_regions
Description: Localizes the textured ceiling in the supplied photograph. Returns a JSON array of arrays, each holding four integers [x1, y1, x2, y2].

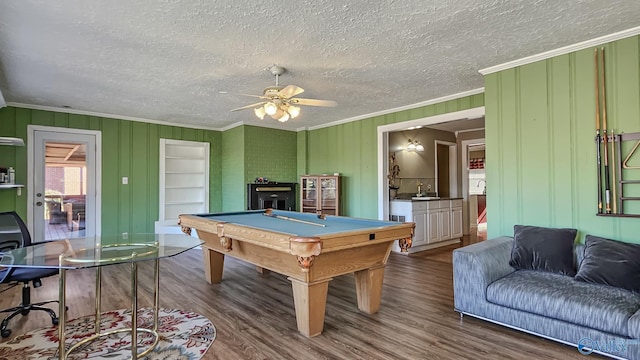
[[0, 1, 639, 131]]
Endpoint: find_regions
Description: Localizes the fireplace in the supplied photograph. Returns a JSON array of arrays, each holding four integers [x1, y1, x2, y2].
[[247, 183, 297, 211]]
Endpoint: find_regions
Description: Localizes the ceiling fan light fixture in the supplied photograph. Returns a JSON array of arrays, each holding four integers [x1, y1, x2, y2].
[[287, 105, 300, 118], [254, 107, 266, 120], [264, 102, 278, 115], [277, 112, 290, 122]]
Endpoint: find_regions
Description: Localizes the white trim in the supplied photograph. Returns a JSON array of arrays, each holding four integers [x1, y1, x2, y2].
[[8, 102, 318, 133], [8, 102, 222, 131], [27, 125, 102, 238], [219, 120, 308, 132], [7, 88, 486, 134], [309, 88, 485, 131], [479, 26, 640, 75], [0, 89, 6, 108], [377, 106, 485, 221], [461, 138, 485, 234], [454, 127, 484, 138]]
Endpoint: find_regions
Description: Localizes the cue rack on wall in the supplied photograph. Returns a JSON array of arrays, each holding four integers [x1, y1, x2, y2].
[[594, 47, 640, 218]]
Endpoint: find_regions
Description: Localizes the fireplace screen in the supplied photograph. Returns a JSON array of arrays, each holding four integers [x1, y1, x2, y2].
[[247, 183, 297, 211]]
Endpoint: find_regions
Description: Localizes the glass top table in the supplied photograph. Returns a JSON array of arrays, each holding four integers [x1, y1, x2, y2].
[[0, 233, 202, 360], [0, 233, 202, 269]]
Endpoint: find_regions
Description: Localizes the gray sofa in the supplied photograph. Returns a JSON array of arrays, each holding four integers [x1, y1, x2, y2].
[[453, 237, 640, 359]]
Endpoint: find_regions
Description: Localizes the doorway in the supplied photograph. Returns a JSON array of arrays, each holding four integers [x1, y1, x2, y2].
[[377, 107, 485, 222], [461, 139, 486, 237], [28, 126, 101, 241], [435, 141, 457, 198]]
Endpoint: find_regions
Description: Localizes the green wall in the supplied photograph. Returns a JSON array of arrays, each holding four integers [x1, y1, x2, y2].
[[222, 125, 298, 211], [485, 35, 640, 243], [221, 126, 245, 211], [302, 94, 484, 219], [0, 106, 222, 236]]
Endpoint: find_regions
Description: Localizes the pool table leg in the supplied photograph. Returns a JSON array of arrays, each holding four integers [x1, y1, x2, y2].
[[288, 277, 332, 337], [354, 265, 386, 313], [202, 248, 225, 284]]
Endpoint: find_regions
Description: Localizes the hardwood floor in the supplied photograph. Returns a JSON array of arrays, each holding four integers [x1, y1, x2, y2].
[[0, 235, 601, 359]]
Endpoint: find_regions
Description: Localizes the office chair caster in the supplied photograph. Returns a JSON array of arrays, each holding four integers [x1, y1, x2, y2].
[[1, 328, 10, 338]]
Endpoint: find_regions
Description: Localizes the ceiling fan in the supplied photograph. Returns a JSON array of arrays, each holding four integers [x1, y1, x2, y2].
[[221, 65, 337, 122]]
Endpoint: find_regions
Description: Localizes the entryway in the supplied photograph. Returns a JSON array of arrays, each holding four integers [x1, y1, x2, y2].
[[27, 126, 101, 241]]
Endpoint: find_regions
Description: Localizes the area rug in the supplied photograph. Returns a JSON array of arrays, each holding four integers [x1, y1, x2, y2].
[[0, 308, 215, 360]]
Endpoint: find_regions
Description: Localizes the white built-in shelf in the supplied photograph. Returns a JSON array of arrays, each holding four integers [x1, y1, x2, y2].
[[165, 201, 205, 205], [165, 171, 205, 175], [165, 185, 206, 189], [159, 139, 210, 224]]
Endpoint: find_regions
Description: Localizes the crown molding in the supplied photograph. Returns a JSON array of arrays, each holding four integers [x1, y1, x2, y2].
[[6, 102, 224, 131], [455, 127, 485, 138], [306, 88, 485, 131], [479, 26, 640, 75]]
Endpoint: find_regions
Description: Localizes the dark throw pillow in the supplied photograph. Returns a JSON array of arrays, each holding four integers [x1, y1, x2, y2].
[[509, 225, 578, 276], [574, 235, 640, 293]]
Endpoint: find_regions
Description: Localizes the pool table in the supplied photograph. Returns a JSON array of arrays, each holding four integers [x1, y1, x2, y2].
[[178, 209, 414, 337]]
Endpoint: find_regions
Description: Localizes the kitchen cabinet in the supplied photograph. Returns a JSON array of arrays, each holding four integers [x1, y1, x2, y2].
[[427, 199, 463, 244], [300, 175, 340, 215], [390, 198, 463, 253], [451, 201, 464, 238]]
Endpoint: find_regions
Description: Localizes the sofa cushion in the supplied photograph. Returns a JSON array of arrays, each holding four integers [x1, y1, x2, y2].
[[575, 235, 640, 293], [509, 225, 577, 276], [487, 270, 640, 337]]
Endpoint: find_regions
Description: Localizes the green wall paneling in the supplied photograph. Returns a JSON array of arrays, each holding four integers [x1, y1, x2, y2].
[[485, 35, 640, 243], [304, 94, 484, 219], [244, 126, 297, 184], [220, 125, 298, 212], [296, 131, 308, 183], [0, 106, 222, 236], [221, 126, 245, 211]]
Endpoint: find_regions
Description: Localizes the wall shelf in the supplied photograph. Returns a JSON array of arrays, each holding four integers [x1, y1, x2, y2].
[[0, 184, 23, 196], [596, 213, 640, 218]]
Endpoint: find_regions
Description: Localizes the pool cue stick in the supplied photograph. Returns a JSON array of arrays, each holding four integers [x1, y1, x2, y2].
[[617, 134, 624, 214], [601, 47, 611, 214], [594, 48, 603, 214], [611, 129, 617, 213], [263, 209, 326, 227]]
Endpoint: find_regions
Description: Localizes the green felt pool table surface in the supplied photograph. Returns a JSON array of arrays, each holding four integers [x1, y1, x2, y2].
[[195, 210, 401, 236]]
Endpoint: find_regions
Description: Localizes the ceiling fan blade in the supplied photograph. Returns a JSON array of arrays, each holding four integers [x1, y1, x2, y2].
[[277, 85, 304, 99], [220, 91, 267, 99], [289, 98, 337, 107], [230, 102, 266, 112]]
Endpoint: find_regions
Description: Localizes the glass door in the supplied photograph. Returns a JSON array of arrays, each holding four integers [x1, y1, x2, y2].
[[320, 177, 337, 215], [32, 129, 99, 241], [301, 177, 318, 213]]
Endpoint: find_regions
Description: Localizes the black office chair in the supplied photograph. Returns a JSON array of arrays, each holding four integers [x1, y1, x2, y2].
[[0, 211, 59, 338]]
